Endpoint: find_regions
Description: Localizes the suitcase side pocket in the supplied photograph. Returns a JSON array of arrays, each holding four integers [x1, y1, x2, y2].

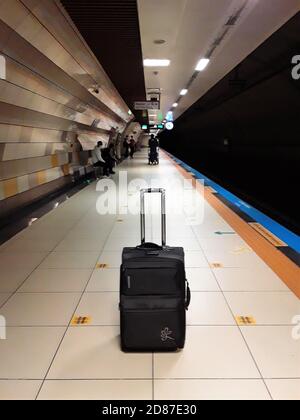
[[120, 296, 186, 352]]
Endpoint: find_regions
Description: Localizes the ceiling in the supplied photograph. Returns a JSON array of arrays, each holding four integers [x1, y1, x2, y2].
[[60, 0, 147, 124], [60, 0, 299, 126], [137, 0, 300, 123]]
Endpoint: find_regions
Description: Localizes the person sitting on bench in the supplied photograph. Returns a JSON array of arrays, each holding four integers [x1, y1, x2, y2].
[[92, 141, 109, 178]]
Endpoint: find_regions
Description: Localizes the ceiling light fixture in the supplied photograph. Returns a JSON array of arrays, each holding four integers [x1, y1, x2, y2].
[[195, 58, 210, 71], [180, 89, 188, 96], [172, 103, 178, 108], [144, 59, 170, 67]]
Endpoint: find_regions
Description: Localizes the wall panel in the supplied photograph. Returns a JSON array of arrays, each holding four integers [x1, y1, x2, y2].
[[0, 0, 131, 217]]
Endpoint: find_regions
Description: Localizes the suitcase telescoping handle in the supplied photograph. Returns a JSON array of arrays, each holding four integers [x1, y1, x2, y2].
[[140, 188, 166, 247]]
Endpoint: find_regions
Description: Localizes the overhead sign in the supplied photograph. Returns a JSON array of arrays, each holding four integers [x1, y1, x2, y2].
[[166, 111, 174, 122], [134, 101, 160, 110], [141, 124, 164, 130], [165, 122, 174, 130]]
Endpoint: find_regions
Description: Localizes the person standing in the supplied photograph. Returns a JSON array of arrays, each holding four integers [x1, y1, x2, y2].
[[149, 134, 159, 152], [123, 135, 130, 158], [129, 136, 136, 159]]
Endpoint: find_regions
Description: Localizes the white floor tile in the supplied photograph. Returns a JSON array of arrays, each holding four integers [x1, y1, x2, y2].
[[154, 327, 260, 379], [103, 237, 139, 251], [54, 237, 106, 252], [213, 268, 289, 292], [186, 268, 220, 291], [19, 269, 92, 293], [153, 236, 201, 251], [1, 293, 81, 326], [193, 222, 234, 237], [225, 292, 300, 325], [38, 380, 152, 400], [86, 269, 119, 292], [266, 379, 300, 400], [0, 150, 297, 399], [0, 267, 34, 292], [154, 379, 270, 400], [19, 227, 68, 241], [74, 293, 119, 326], [40, 252, 99, 269], [198, 235, 247, 251], [0, 380, 42, 400], [29, 219, 75, 231], [185, 251, 209, 268], [204, 250, 263, 268], [47, 326, 152, 379], [0, 238, 58, 253], [0, 252, 48, 269], [0, 293, 11, 307], [0, 327, 65, 379], [65, 229, 111, 241], [97, 252, 122, 268], [241, 326, 300, 378], [187, 292, 235, 325]]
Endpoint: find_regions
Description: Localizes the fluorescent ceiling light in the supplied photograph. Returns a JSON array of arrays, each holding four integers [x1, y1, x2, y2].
[[172, 103, 178, 108], [180, 89, 188, 96], [144, 59, 170, 67], [195, 58, 210, 71]]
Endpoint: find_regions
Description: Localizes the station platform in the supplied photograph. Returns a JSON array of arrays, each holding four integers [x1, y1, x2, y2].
[[0, 150, 299, 400]]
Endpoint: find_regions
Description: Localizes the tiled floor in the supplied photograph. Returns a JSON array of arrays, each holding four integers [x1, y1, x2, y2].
[[0, 151, 299, 400]]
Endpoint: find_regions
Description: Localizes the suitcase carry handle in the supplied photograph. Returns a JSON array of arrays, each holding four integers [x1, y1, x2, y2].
[[140, 188, 166, 247], [185, 281, 191, 310]]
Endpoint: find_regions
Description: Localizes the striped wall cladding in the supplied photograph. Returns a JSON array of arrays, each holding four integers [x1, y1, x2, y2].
[[0, 0, 132, 214], [0, 164, 70, 200], [0, 152, 69, 181]]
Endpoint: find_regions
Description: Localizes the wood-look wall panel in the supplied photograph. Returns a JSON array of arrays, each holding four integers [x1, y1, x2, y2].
[[0, 79, 97, 126], [0, 174, 72, 219], [0, 0, 130, 217], [0, 152, 69, 180], [0, 0, 97, 92], [0, 124, 72, 144], [0, 20, 125, 124], [0, 165, 70, 200], [22, 0, 131, 121], [4, 56, 117, 130], [1, 143, 67, 161], [0, 102, 109, 135]]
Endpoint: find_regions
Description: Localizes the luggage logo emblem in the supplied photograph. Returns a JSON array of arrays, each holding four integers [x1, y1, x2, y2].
[[161, 327, 175, 342]]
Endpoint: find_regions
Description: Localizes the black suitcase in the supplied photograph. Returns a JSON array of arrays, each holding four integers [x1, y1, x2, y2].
[[120, 188, 191, 352]]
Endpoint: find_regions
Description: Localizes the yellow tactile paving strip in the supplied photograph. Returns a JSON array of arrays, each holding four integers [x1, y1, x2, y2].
[[163, 150, 300, 299]]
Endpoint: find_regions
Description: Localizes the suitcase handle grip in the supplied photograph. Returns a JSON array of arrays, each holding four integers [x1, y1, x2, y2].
[[140, 189, 166, 247], [185, 281, 191, 310]]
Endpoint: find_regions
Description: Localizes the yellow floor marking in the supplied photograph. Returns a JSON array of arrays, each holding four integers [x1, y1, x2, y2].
[[71, 316, 92, 326], [249, 223, 288, 247], [210, 263, 223, 268], [235, 316, 256, 326], [96, 263, 109, 269]]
